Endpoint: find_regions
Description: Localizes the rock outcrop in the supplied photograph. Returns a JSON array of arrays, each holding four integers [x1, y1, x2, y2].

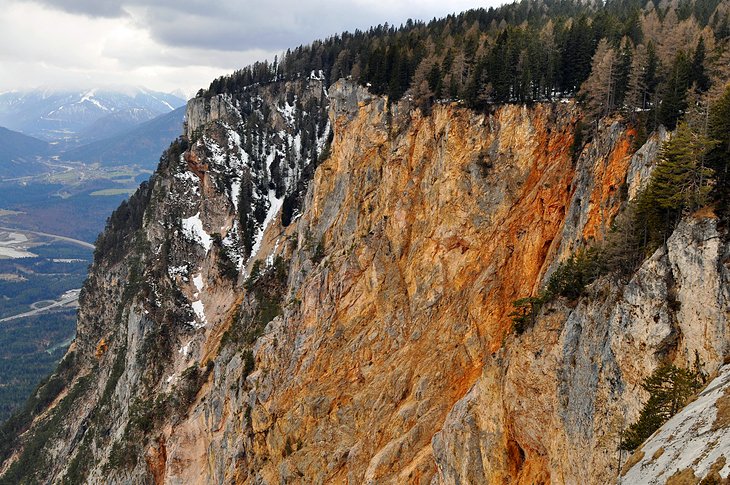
[[1, 79, 727, 485]]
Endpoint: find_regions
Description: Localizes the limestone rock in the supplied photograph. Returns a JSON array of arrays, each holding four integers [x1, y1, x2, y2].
[[2, 79, 728, 485]]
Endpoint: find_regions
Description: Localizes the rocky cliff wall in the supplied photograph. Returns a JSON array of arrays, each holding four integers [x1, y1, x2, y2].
[[1, 79, 727, 485], [434, 215, 729, 484]]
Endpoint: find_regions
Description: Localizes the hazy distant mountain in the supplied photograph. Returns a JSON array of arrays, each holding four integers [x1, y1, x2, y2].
[[78, 107, 166, 143], [62, 106, 186, 168], [0, 126, 48, 177], [0, 88, 185, 147]]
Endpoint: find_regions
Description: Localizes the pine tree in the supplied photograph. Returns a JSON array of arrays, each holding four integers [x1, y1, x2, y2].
[[657, 9, 683, 65], [644, 41, 660, 101], [515, 50, 532, 103], [709, 84, 730, 159], [613, 38, 634, 108], [446, 51, 466, 98], [707, 83, 730, 218], [716, 13, 730, 40], [631, 118, 717, 252], [690, 37, 710, 93], [579, 38, 617, 122], [621, 363, 702, 451], [412, 57, 437, 113], [539, 20, 559, 99], [658, 51, 691, 129], [707, 49, 730, 100], [560, 16, 594, 93], [490, 29, 512, 102], [427, 63, 443, 99], [600, 202, 646, 275], [648, 120, 715, 212], [509, 297, 543, 334], [625, 43, 648, 112]]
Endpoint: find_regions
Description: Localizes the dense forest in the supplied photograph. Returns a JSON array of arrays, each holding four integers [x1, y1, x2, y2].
[[0, 311, 76, 424], [203, 0, 729, 128]]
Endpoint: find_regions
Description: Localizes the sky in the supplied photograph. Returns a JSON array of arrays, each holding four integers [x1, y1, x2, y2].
[[0, 0, 503, 98]]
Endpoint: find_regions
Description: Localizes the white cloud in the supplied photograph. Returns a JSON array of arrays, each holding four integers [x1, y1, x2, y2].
[[1, 0, 503, 96]]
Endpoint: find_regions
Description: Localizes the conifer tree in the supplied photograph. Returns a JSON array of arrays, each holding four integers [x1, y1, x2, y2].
[[539, 20, 559, 99], [625, 43, 648, 112], [621, 363, 702, 451], [560, 16, 594, 93], [646, 120, 715, 214], [644, 42, 660, 102], [707, 49, 730, 99], [580, 38, 617, 123], [658, 51, 691, 129], [613, 38, 634, 108], [412, 57, 437, 113], [490, 29, 512, 102], [707, 83, 730, 217], [690, 37, 710, 92], [716, 13, 730, 39], [708, 84, 730, 162], [427, 63, 443, 99]]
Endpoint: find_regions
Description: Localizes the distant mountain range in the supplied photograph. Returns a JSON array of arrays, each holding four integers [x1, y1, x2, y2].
[[63, 106, 186, 167], [0, 88, 188, 178], [0, 88, 186, 148], [0, 127, 49, 177]]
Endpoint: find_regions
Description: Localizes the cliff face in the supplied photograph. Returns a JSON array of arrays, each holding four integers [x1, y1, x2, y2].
[[247, 84, 581, 483], [434, 214, 729, 484], [1, 80, 728, 485]]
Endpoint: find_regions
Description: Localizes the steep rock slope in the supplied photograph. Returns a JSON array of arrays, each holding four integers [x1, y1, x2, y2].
[[622, 364, 730, 483], [433, 214, 730, 484], [1, 79, 727, 485], [0, 76, 329, 485]]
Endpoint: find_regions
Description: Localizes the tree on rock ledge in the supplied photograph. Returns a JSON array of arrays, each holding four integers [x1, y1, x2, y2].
[[621, 363, 702, 451]]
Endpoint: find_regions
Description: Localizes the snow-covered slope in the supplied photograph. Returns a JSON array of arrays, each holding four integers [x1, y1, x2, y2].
[[622, 365, 730, 484]]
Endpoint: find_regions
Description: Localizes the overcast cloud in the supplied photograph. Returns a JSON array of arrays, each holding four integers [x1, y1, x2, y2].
[[1, 0, 501, 97]]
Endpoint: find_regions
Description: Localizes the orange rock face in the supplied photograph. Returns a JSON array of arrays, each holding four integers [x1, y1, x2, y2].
[[237, 86, 638, 483], [146, 437, 167, 485], [6, 81, 727, 485], [581, 125, 636, 242]]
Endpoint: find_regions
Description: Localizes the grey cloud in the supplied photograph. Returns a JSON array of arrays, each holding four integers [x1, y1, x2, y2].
[[24, 0, 483, 51], [22, 0, 222, 18], [3, 0, 493, 93], [25, 0, 127, 17], [137, 2, 387, 52]]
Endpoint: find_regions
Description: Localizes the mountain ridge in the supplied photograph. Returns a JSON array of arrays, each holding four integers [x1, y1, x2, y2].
[[0, 127, 49, 178]]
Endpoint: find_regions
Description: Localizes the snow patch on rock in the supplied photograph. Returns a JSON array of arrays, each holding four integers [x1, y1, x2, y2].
[[192, 273, 204, 293], [191, 300, 207, 328], [248, 189, 283, 264], [168, 264, 189, 279], [175, 170, 200, 196], [182, 213, 212, 252]]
